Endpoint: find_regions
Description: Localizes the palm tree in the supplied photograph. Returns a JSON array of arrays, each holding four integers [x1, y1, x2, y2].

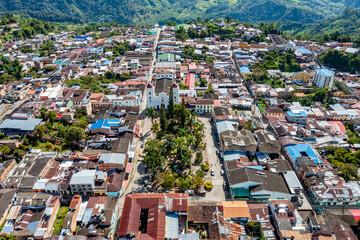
[[146, 107, 158, 123], [164, 135, 176, 155]]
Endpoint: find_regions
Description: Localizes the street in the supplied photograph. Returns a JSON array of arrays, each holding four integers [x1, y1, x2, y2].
[[192, 117, 228, 202]]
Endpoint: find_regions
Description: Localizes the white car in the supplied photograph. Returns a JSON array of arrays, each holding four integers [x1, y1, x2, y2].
[[211, 169, 215, 176], [220, 169, 224, 176]]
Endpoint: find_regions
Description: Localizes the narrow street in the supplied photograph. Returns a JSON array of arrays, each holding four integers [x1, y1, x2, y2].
[[190, 117, 227, 202]]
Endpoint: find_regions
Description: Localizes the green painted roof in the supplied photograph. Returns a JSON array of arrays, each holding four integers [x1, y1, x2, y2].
[[158, 53, 175, 61]]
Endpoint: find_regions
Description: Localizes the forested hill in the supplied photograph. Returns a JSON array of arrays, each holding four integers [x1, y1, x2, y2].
[[281, 8, 360, 37], [0, 0, 359, 25]]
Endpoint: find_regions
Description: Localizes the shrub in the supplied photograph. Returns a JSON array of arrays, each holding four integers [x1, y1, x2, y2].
[[201, 163, 210, 172], [178, 179, 191, 190], [204, 182, 213, 190], [161, 173, 176, 190], [196, 169, 204, 177]]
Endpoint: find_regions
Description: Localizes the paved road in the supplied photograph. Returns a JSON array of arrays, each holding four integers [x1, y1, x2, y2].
[[147, 28, 161, 83], [191, 117, 227, 202]]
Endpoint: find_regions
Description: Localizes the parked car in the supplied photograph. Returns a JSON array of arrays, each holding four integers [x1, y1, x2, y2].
[[211, 169, 215, 176], [220, 169, 224, 176], [141, 142, 145, 148], [185, 190, 195, 196], [196, 190, 206, 196], [132, 187, 137, 193], [299, 192, 304, 199], [298, 200, 303, 207]]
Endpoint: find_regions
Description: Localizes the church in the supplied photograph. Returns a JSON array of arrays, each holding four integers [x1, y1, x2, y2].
[[146, 73, 179, 109]]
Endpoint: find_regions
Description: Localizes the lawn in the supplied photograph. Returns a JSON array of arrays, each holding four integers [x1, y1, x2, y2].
[[52, 206, 69, 235]]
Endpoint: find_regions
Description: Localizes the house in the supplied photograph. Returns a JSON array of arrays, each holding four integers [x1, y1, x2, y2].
[[76, 196, 117, 236], [263, 107, 285, 119], [98, 153, 127, 171], [69, 170, 97, 196], [118, 193, 188, 239], [187, 202, 247, 239], [227, 167, 292, 201], [239, 65, 251, 76], [254, 130, 281, 154], [0, 160, 17, 184], [313, 69, 334, 88], [146, 81, 179, 109], [292, 71, 311, 85], [0, 117, 42, 136], [0, 189, 17, 228], [33, 195, 60, 239], [86, 47, 103, 55], [89, 119, 121, 134], [220, 129, 257, 153], [61, 195, 82, 235], [285, 110, 308, 125], [195, 99, 214, 114]]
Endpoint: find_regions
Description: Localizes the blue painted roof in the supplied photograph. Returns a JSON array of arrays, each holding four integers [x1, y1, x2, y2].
[[296, 48, 312, 54], [285, 144, 323, 164], [90, 119, 120, 131], [240, 65, 251, 73], [286, 110, 308, 117]]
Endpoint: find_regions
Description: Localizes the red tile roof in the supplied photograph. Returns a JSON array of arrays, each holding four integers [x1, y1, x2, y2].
[[118, 193, 188, 239]]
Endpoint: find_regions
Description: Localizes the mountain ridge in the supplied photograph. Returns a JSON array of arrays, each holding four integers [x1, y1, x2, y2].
[[0, 0, 359, 25]]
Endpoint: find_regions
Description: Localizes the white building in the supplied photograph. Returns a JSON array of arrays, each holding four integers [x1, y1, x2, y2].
[[146, 79, 179, 109], [313, 69, 334, 88], [86, 46, 104, 56], [69, 169, 96, 196]]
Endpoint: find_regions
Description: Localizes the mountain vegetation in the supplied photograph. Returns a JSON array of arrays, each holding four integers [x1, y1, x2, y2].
[[0, 0, 358, 25], [282, 8, 360, 38]]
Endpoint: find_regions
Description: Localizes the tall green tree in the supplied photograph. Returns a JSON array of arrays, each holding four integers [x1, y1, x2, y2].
[[167, 87, 174, 119], [180, 98, 187, 128], [160, 104, 167, 131]]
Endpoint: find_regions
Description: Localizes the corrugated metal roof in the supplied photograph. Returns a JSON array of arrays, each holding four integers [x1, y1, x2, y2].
[[165, 213, 179, 239], [221, 201, 250, 219]]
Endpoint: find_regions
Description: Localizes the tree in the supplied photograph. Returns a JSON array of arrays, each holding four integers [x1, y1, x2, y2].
[[192, 174, 204, 189], [168, 87, 174, 119], [0, 145, 11, 156], [164, 135, 176, 155], [225, 16, 232, 23], [161, 173, 175, 190], [151, 121, 159, 133], [146, 107, 158, 123], [35, 125, 48, 139], [47, 111, 56, 123], [14, 149, 25, 159], [160, 104, 167, 131], [180, 98, 187, 128], [341, 164, 358, 181], [66, 127, 85, 142], [178, 179, 191, 190]]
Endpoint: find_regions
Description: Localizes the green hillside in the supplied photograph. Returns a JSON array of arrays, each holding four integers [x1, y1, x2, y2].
[[281, 8, 360, 37], [0, 0, 359, 25]]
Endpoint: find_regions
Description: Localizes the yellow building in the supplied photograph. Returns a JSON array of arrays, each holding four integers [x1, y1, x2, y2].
[[292, 71, 311, 85]]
